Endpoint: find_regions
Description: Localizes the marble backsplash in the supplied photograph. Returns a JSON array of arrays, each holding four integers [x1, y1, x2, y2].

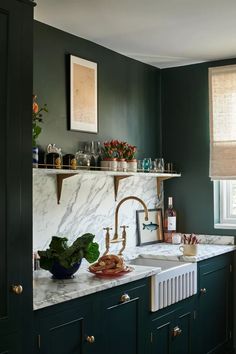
[[33, 170, 162, 253]]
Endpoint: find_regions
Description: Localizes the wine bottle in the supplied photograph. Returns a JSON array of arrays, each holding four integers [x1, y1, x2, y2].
[[164, 197, 177, 243]]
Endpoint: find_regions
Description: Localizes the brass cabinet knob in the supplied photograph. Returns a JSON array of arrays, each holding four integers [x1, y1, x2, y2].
[[172, 326, 182, 337], [86, 335, 95, 344], [120, 293, 130, 303], [200, 288, 207, 294], [11, 284, 23, 295]]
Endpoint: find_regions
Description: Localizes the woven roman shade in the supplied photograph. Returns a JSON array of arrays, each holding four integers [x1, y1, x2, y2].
[[209, 65, 236, 180]]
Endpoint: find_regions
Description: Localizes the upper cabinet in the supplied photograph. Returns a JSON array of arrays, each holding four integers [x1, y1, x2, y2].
[[0, 0, 34, 352]]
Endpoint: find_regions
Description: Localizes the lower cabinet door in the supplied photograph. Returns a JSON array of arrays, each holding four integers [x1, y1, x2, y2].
[[150, 299, 194, 354], [171, 310, 192, 354], [34, 300, 96, 354], [197, 255, 232, 354], [100, 280, 149, 354]]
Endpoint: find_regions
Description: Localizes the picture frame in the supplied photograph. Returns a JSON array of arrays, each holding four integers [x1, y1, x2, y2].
[[136, 208, 164, 246], [70, 54, 98, 133]]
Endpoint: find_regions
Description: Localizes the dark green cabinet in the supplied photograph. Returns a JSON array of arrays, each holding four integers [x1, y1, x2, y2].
[[0, 0, 34, 352], [150, 298, 195, 354], [195, 253, 233, 354], [149, 253, 234, 354], [100, 281, 149, 354], [34, 298, 95, 354], [34, 253, 234, 354], [34, 278, 149, 354]]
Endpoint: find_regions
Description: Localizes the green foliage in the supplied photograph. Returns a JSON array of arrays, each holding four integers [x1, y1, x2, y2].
[[38, 234, 99, 271]]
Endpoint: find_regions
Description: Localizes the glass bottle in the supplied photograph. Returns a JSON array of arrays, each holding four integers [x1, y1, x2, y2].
[[164, 197, 177, 243]]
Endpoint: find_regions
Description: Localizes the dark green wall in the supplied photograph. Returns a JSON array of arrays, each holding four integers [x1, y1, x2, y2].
[[162, 58, 236, 235], [33, 21, 161, 158]]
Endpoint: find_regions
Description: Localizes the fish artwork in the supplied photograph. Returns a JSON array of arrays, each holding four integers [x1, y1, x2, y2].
[[142, 221, 159, 232]]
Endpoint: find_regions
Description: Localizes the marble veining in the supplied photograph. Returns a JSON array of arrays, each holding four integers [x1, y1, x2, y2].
[[33, 242, 235, 310], [133, 243, 236, 262], [33, 170, 163, 253], [33, 265, 161, 310]]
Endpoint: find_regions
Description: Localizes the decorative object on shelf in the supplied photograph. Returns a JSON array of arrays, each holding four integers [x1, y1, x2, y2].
[[38, 234, 99, 279], [117, 158, 127, 172], [75, 151, 91, 168], [143, 157, 152, 172], [153, 158, 164, 172], [116, 141, 128, 171], [70, 55, 98, 133], [124, 144, 137, 171], [45, 144, 62, 169], [32, 94, 48, 166], [45, 153, 61, 169], [165, 162, 174, 173], [101, 140, 118, 171], [136, 208, 163, 245], [62, 154, 77, 170], [32, 147, 39, 168]]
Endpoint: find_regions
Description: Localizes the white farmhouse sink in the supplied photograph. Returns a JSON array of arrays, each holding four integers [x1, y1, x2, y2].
[[129, 257, 197, 312]]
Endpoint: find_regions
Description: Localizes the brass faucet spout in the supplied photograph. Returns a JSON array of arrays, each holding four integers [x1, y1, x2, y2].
[[113, 196, 149, 240]]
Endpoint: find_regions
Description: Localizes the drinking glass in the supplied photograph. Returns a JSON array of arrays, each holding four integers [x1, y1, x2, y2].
[[137, 160, 144, 172], [90, 141, 101, 167], [143, 158, 152, 172], [154, 158, 164, 172]]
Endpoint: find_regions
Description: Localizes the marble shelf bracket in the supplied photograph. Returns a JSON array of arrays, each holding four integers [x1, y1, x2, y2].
[[114, 175, 131, 201], [56, 174, 76, 204], [156, 176, 173, 200]]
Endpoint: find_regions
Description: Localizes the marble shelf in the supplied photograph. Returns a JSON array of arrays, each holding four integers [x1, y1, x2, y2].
[[33, 167, 181, 204]]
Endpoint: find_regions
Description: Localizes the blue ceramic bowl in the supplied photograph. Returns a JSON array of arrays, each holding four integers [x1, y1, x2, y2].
[[50, 260, 82, 279]]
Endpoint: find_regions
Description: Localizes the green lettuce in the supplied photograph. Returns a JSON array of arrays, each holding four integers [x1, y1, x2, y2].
[[38, 234, 99, 270]]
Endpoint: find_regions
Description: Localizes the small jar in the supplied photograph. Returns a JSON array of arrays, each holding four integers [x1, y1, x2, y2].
[[63, 154, 77, 170], [127, 159, 137, 172], [117, 159, 127, 172], [45, 152, 61, 169]]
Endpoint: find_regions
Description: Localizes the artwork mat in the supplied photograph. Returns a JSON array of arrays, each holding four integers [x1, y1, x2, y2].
[[136, 208, 163, 246], [70, 54, 98, 133]]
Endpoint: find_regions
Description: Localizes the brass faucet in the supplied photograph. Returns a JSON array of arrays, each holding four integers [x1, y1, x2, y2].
[[113, 196, 149, 240], [103, 196, 149, 256]]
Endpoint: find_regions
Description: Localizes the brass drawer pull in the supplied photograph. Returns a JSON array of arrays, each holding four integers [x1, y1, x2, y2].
[[200, 288, 207, 294], [11, 284, 23, 295], [172, 326, 182, 337], [120, 293, 130, 303], [86, 335, 95, 344]]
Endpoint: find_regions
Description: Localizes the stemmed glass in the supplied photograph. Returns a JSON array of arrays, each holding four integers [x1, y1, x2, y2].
[[87, 141, 101, 168]]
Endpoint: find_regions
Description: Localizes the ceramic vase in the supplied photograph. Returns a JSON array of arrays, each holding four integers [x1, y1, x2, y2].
[[127, 159, 137, 172], [117, 159, 127, 172], [32, 146, 39, 168]]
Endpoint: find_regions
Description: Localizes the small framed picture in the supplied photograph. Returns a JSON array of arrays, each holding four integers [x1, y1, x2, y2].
[[136, 208, 164, 246], [70, 54, 98, 133]]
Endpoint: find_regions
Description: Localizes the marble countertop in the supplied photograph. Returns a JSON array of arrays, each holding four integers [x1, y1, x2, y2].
[[124, 243, 236, 263], [33, 240, 235, 311], [33, 264, 161, 310]]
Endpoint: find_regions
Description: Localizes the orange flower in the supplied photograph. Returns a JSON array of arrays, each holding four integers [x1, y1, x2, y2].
[[33, 102, 39, 114]]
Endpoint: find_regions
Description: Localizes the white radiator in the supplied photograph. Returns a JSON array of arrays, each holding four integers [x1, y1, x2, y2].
[[151, 262, 197, 312]]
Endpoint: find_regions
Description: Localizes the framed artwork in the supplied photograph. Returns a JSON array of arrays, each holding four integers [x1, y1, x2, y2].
[[136, 208, 163, 246], [70, 55, 98, 133]]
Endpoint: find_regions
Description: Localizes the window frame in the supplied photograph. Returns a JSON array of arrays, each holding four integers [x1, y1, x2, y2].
[[214, 180, 236, 229]]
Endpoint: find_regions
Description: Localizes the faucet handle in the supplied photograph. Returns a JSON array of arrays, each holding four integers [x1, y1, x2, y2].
[[120, 225, 129, 230], [103, 227, 112, 256], [118, 226, 128, 256]]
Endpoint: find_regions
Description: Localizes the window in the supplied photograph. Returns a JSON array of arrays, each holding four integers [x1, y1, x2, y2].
[[209, 65, 236, 229], [214, 180, 236, 229]]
